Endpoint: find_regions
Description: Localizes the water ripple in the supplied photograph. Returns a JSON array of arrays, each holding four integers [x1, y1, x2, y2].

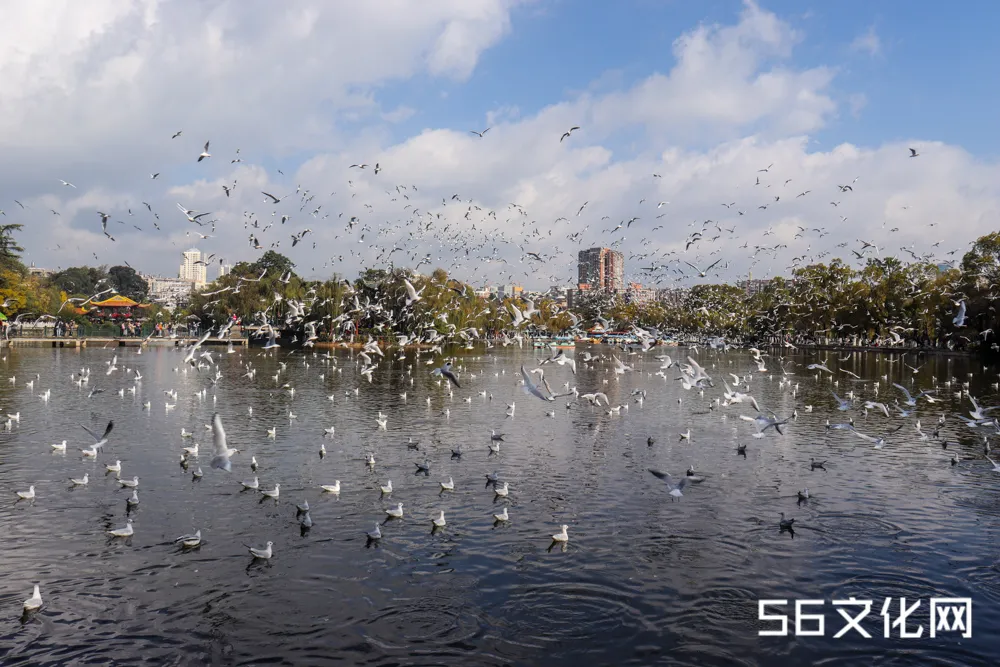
[[0, 347, 997, 665]]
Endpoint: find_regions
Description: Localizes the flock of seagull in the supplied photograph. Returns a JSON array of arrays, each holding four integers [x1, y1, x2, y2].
[[13, 311, 1000, 616], [7, 125, 996, 619], [9, 326, 584, 615], [27, 117, 958, 301]]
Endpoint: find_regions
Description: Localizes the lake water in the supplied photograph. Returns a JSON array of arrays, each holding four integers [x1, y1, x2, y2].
[[1, 345, 998, 666]]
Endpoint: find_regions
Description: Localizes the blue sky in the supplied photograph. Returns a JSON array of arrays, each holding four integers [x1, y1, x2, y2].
[[380, 1, 1000, 157]]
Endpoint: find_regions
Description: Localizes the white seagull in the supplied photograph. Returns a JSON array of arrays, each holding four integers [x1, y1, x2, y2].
[[246, 541, 273, 559], [23, 585, 42, 611], [210, 413, 239, 471], [107, 518, 134, 538]]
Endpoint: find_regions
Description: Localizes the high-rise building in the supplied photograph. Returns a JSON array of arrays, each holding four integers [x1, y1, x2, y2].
[[577, 247, 624, 292], [218, 263, 232, 280], [179, 248, 207, 287]]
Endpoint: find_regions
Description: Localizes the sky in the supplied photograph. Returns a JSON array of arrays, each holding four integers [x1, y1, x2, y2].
[[4, 0, 1000, 291]]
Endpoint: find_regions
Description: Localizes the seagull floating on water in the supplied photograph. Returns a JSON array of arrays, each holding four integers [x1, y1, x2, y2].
[[246, 541, 273, 559], [107, 518, 134, 538], [175, 530, 202, 548], [23, 584, 42, 611]]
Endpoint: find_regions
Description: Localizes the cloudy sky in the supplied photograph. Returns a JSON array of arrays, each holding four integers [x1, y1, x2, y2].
[[4, 0, 999, 290]]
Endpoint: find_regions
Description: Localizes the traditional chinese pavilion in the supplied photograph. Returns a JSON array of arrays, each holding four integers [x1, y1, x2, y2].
[[87, 295, 150, 320]]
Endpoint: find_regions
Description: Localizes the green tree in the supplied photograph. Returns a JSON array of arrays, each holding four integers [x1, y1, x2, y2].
[[0, 223, 25, 274], [251, 250, 296, 277], [108, 265, 149, 301], [51, 266, 110, 296]]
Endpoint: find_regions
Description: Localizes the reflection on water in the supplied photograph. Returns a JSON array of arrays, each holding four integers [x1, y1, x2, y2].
[[0, 345, 998, 665]]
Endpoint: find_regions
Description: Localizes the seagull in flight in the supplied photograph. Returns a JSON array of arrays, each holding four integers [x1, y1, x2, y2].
[[953, 299, 967, 327], [831, 391, 851, 411], [909, 147, 919, 158], [197, 141, 211, 162], [81, 419, 114, 448], [59, 180, 76, 188], [863, 401, 890, 418], [431, 361, 461, 388], [683, 258, 723, 278], [469, 128, 490, 138], [176, 203, 212, 223], [521, 365, 554, 401], [647, 469, 691, 500], [889, 383, 930, 408], [560, 126, 580, 142], [848, 424, 903, 449], [210, 413, 239, 471], [403, 278, 423, 306]]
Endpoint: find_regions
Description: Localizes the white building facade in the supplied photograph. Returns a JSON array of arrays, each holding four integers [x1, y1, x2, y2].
[[179, 248, 207, 287], [142, 275, 196, 311]]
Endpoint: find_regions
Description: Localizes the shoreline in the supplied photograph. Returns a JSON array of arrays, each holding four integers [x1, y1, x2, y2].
[[758, 343, 974, 357], [2, 337, 247, 349], [1, 335, 977, 358]]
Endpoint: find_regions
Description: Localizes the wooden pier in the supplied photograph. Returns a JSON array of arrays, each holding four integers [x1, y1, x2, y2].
[[3, 337, 248, 349]]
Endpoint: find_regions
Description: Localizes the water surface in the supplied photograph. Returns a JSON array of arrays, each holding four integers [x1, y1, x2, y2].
[[1, 345, 998, 666]]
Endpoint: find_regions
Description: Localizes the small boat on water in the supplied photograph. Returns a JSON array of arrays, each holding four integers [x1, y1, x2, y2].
[[532, 337, 575, 349]]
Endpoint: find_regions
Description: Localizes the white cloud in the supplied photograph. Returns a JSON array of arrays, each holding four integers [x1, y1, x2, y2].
[[2, 1, 997, 295], [850, 25, 882, 57], [0, 0, 523, 153], [381, 106, 417, 124], [848, 93, 868, 118]]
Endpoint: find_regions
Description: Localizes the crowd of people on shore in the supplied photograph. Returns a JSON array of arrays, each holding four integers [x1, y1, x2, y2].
[[0, 318, 204, 340], [0, 319, 78, 339]]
